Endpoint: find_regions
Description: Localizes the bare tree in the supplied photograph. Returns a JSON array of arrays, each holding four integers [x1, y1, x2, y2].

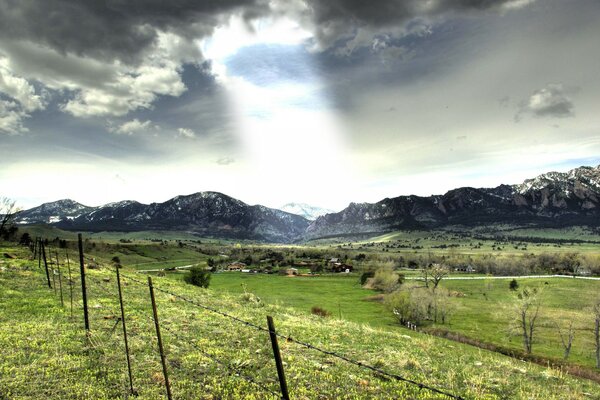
[[0, 197, 18, 234], [555, 321, 575, 360], [512, 288, 543, 354], [594, 298, 600, 368], [420, 263, 449, 291]]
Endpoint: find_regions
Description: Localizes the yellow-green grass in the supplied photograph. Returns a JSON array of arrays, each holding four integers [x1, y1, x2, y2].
[[434, 277, 600, 369], [2, 243, 600, 399]]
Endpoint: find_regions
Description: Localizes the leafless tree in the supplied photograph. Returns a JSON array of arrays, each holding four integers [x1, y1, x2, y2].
[[421, 263, 449, 291], [555, 321, 575, 360], [513, 287, 543, 354], [594, 298, 600, 368], [0, 197, 18, 234]]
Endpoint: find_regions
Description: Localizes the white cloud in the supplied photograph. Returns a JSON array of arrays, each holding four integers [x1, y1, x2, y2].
[[110, 119, 155, 135], [0, 56, 47, 134], [517, 83, 575, 120], [0, 30, 194, 120], [177, 127, 196, 138], [0, 99, 28, 135]]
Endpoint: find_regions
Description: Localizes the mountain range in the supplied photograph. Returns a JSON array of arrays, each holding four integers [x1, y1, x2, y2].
[[15, 165, 600, 242]]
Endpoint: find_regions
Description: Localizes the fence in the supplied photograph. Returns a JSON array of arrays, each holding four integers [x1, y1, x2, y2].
[[26, 234, 464, 400]]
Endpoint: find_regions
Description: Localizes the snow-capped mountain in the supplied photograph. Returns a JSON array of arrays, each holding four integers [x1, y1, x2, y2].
[[17, 192, 310, 243], [16, 165, 600, 242], [305, 165, 600, 239], [279, 203, 335, 220], [15, 199, 94, 224]]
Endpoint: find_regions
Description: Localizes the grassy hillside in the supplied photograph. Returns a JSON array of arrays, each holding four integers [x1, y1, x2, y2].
[[1, 243, 600, 399]]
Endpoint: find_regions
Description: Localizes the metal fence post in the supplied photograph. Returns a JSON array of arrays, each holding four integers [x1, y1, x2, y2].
[[116, 266, 135, 395], [65, 249, 74, 318], [41, 242, 51, 289], [37, 238, 42, 270], [148, 277, 172, 400], [267, 316, 290, 400], [78, 233, 90, 333], [55, 251, 64, 307]]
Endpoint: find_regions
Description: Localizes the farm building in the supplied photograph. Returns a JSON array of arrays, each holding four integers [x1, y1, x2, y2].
[[454, 265, 476, 273], [227, 262, 247, 271], [280, 267, 298, 276], [328, 262, 353, 273]]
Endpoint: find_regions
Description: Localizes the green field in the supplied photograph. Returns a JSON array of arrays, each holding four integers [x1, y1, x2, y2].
[[436, 277, 600, 369], [2, 243, 600, 399], [204, 272, 396, 328]]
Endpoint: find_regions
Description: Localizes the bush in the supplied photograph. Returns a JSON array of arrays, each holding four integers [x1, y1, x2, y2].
[[311, 306, 331, 317], [509, 279, 519, 291], [372, 267, 401, 292], [184, 266, 211, 288], [360, 271, 375, 285]]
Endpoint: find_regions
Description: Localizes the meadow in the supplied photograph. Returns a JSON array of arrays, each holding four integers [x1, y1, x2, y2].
[[3, 225, 600, 398], [2, 243, 600, 399]]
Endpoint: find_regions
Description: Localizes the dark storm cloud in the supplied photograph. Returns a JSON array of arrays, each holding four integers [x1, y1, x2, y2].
[[300, 0, 533, 48], [0, 0, 533, 65], [0, 0, 270, 65]]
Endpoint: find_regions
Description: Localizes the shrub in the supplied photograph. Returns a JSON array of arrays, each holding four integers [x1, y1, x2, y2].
[[360, 270, 375, 285], [184, 266, 211, 288], [509, 279, 519, 291], [372, 267, 401, 292], [311, 306, 331, 317]]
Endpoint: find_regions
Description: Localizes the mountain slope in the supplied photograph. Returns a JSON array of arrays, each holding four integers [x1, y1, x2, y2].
[[305, 165, 600, 239], [15, 199, 94, 224], [18, 192, 310, 243]]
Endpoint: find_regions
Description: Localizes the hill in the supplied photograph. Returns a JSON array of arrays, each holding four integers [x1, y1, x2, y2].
[[1, 244, 599, 399], [14, 165, 600, 243], [15, 192, 310, 243], [305, 165, 600, 239]]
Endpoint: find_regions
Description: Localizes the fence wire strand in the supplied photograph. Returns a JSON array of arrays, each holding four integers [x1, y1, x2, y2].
[[121, 272, 464, 400]]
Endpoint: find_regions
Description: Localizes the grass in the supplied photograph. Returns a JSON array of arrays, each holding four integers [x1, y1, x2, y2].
[[322, 227, 600, 256], [433, 277, 600, 369], [196, 272, 397, 328], [3, 243, 600, 399]]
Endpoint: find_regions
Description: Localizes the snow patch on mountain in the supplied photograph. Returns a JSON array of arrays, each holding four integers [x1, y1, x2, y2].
[[279, 203, 335, 220]]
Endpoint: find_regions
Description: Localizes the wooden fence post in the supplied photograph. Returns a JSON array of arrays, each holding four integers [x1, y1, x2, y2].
[[267, 316, 290, 400], [148, 277, 172, 400], [116, 266, 135, 395], [78, 233, 90, 333]]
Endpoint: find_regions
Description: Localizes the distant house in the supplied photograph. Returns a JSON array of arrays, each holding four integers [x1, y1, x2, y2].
[[227, 262, 246, 271], [454, 265, 476, 273], [329, 262, 353, 273], [280, 267, 298, 276]]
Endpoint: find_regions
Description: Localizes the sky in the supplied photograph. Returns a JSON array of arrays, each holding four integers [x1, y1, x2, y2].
[[1, 0, 599, 211]]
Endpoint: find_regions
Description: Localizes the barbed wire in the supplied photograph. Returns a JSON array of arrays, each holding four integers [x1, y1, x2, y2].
[[121, 272, 464, 400], [29, 253, 464, 400], [118, 290, 282, 399], [160, 323, 281, 399]]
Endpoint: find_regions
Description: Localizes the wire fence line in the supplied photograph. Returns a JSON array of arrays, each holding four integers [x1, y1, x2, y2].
[[122, 271, 464, 399], [23, 236, 466, 400]]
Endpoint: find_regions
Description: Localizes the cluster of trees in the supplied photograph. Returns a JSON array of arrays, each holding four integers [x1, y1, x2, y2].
[[371, 264, 455, 327], [510, 287, 600, 368], [387, 251, 600, 276]]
